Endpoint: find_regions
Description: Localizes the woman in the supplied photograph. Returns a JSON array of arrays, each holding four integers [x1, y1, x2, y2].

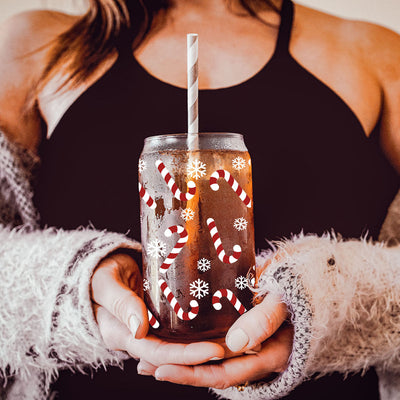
[[0, 0, 399, 399]]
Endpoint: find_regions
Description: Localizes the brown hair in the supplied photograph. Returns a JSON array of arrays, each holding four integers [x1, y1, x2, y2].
[[38, 0, 280, 92]]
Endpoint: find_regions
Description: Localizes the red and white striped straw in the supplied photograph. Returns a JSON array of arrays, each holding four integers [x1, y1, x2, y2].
[[187, 33, 199, 149]]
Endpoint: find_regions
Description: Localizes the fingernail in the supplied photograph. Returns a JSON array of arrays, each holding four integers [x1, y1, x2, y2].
[[209, 357, 223, 361], [137, 362, 151, 376], [226, 328, 249, 352], [137, 367, 152, 376], [129, 315, 140, 337], [155, 370, 164, 381], [244, 344, 262, 355]]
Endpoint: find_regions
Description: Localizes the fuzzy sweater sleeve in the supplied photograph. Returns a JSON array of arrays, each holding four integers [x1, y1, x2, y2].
[[0, 131, 145, 399], [214, 234, 400, 400], [0, 226, 141, 399]]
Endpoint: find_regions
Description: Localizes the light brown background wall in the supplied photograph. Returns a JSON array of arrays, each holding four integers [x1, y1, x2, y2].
[[0, 0, 399, 32]]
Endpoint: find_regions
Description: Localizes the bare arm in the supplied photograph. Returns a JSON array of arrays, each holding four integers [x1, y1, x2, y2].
[[359, 22, 400, 173], [0, 10, 76, 152]]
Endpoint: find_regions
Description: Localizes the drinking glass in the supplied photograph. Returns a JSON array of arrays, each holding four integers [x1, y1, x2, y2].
[[138, 132, 255, 340]]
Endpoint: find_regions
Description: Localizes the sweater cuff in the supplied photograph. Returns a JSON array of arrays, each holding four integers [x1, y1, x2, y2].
[[13, 229, 142, 398], [212, 251, 313, 400], [0, 227, 142, 399], [216, 232, 400, 400], [49, 231, 141, 370]]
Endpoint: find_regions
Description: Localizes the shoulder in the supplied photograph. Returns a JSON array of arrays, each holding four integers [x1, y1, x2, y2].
[[344, 21, 400, 84], [0, 10, 78, 150], [294, 4, 400, 169], [0, 9, 78, 57], [0, 9, 77, 91], [294, 4, 400, 83]]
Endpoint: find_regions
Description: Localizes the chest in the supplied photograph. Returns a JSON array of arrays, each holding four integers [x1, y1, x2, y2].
[[34, 56, 399, 246], [38, 14, 381, 139]]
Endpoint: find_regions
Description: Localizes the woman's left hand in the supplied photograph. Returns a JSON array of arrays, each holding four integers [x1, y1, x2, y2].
[[136, 293, 293, 389]]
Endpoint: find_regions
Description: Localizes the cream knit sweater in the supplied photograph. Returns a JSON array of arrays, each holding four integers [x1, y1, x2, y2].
[[1, 131, 399, 399]]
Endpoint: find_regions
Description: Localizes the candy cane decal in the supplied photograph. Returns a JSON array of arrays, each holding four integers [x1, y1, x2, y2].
[[212, 289, 247, 315], [209, 170, 251, 208], [159, 225, 188, 274], [159, 279, 199, 320], [147, 310, 160, 329], [207, 218, 242, 264], [138, 182, 156, 209], [156, 160, 196, 201]]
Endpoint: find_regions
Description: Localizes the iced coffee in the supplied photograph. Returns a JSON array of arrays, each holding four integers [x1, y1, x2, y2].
[[139, 132, 255, 340]]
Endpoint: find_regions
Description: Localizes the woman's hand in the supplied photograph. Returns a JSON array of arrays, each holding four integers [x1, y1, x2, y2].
[[91, 253, 149, 343], [91, 253, 224, 365], [138, 293, 292, 389]]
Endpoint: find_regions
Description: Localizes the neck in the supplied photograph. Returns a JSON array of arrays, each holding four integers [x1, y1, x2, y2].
[[170, 0, 236, 17], [170, 0, 282, 18]]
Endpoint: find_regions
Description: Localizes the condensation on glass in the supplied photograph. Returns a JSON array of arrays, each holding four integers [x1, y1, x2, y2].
[[139, 133, 256, 340]]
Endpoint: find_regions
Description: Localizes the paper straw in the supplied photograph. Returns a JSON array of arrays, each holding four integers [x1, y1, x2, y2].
[[187, 33, 199, 150]]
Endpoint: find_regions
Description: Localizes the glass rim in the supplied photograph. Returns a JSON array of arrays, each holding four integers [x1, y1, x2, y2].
[[144, 132, 243, 144]]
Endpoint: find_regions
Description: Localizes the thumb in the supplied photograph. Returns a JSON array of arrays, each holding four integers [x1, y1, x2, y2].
[[225, 293, 288, 352], [91, 253, 149, 339]]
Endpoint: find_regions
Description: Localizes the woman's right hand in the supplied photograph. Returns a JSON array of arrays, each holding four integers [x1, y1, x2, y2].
[[90, 253, 224, 365], [91, 252, 149, 344]]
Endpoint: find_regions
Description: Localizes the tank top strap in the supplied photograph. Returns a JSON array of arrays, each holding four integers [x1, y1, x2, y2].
[[274, 0, 294, 56], [115, 2, 295, 63], [115, 32, 135, 62]]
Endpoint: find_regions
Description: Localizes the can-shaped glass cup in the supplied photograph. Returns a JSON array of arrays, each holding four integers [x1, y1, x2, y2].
[[138, 133, 256, 340]]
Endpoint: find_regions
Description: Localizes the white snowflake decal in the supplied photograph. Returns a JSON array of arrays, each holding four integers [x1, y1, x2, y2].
[[190, 279, 209, 299], [233, 217, 248, 231], [197, 258, 211, 272], [143, 279, 150, 292], [147, 239, 167, 259], [235, 276, 248, 290], [181, 207, 195, 221], [232, 156, 246, 171], [187, 159, 207, 179], [138, 159, 146, 173]]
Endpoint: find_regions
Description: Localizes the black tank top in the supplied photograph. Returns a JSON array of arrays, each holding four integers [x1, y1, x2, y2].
[[34, 1, 398, 399]]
